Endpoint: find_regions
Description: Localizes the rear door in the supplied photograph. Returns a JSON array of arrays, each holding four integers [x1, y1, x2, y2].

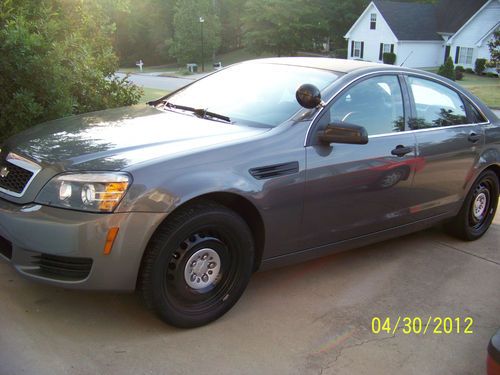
[[405, 75, 486, 220]]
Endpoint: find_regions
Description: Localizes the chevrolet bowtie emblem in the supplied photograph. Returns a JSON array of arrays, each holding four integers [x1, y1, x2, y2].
[[0, 167, 9, 178]]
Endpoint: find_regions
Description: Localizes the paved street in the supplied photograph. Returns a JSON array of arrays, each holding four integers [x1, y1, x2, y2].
[[115, 72, 202, 92], [1, 208, 498, 375]]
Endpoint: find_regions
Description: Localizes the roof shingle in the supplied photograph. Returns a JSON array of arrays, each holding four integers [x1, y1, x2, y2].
[[372, 0, 489, 41]]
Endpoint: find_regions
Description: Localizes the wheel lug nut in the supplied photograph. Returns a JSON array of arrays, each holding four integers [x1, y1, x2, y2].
[[202, 254, 208, 260], [208, 262, 216, 269], [190, 274, 196, 282], [202, 274, 209, 282], [191, 261, 197, 267]]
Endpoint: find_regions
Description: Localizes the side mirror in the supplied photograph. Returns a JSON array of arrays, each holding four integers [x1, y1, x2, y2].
[[296, 84, 322, 109], [318, 122, 369, 145]]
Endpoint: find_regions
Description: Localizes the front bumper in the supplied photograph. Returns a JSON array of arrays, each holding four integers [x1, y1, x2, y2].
[[0, 197, 166, 291]]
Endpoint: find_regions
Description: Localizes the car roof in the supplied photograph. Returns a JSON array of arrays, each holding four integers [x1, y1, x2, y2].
[[243, 57, 385, 73]]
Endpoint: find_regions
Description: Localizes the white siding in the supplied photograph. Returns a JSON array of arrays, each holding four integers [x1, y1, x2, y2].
[[397, 42, 444, 68], [346, 3, 398, 63], [449, 0, 500, 68]]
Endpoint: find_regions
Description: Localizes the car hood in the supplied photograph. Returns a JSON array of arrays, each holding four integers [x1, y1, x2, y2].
[[7, 105, 269, 170]]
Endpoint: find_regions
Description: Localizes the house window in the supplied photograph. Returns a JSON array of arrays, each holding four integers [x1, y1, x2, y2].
[[457, 47, 474, 65], [379, 43, 394, 60], [354, 41, 362, 58], [370, 13, 377, 29]]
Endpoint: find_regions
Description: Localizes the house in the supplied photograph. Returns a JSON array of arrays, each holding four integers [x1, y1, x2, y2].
[[344, 0, 500, 70]]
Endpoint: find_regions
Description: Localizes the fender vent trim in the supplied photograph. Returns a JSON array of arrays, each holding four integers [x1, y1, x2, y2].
[[249, 161, 299, 180]]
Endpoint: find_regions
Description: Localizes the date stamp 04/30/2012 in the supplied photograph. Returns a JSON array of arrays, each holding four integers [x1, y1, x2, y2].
[[371, 316, 474, 335]]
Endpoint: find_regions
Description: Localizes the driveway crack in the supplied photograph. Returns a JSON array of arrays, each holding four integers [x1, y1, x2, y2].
[[435, 241, 500, 267]]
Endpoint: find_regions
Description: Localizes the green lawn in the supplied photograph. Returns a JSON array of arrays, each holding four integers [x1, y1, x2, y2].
[[141, 87, 169, 103], [120, 49, 278, 77], [458, 73, 499, 108], [119, 64, 177, 74]]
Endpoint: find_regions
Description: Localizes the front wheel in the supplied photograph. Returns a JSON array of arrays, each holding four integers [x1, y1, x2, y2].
[[445, 170, 499, 241], [140, 201, 254, 328]]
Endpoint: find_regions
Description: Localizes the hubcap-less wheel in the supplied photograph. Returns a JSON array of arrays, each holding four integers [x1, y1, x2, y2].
[[184, 248, 221, 290], [445, 170, 499, 241], [469, 184, 491, 230], [140, 201, 254, 328], [472, 191, 488, 221]]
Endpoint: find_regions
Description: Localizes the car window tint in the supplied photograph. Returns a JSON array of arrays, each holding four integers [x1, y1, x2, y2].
[[408, 77, 468, 129], [329, 75, 405, 135], [466, 100, 487, 124]]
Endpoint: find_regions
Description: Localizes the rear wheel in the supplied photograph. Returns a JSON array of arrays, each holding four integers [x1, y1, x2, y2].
[[445, 170, 499, 241], [140, 201, 254, 328]]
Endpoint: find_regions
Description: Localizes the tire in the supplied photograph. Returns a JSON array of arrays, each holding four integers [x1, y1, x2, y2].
[[140, 200, 254, 328], [445, 170, 499, 241]]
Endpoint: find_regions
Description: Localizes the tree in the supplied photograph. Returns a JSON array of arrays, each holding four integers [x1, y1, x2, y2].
[[0, 0, 142, 141], [487, 29, 499, 69], [170, 0, 221, 65], [437, 56, 455, 81], [242, 0, 327, 56], [111, 0, 176, 66]]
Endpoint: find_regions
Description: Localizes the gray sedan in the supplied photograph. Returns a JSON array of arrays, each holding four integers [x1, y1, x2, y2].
[[0, 58, 499, 327]]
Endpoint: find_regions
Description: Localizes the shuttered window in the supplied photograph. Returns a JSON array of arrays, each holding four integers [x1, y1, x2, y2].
[[353, 41, 364, 58], [456, 47, 474, 65], [379, 43, 394, 60]]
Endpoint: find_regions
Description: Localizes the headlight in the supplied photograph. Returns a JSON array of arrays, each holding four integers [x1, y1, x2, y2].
[[36, 173, 131, 213]]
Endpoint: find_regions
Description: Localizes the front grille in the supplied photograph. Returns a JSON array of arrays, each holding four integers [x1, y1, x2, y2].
[[32, 254, 93, 280], [0, 235, 13, 260], [0, 161, 34, 194]]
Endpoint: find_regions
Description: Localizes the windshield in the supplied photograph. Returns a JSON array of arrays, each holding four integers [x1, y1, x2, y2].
[[166, 63, 339, 127]]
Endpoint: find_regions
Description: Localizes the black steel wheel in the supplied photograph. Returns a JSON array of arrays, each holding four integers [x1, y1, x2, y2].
[[445, 170, 499, 241], [140, 200, 254, 328]]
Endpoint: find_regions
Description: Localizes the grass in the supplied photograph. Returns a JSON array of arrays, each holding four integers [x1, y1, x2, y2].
[[458, 73, 499, 108], [120, 49, 278, 77], [119, 64, 177, 74], [141, 87, 169, 103]]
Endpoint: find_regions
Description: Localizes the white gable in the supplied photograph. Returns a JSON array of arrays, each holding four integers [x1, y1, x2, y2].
[[345, 2, 397, 42], [449, 0, 500, 47]]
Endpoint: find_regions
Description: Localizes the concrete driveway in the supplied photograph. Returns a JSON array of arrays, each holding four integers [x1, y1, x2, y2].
[[0, 208, 498, 375]]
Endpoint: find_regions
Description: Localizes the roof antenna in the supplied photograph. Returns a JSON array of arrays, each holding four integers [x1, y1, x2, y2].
[[400, 51, 413, 67]]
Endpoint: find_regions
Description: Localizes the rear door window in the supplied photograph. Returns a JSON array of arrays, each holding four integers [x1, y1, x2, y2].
[[407, 77, 468, 129]]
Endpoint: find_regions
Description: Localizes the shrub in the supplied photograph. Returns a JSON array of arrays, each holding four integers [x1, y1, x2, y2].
[[0, 1, 142, 142], [437, 56, 455, 80], [465, 68, 474, 74], [383, 52, 396, 65], [455, 70, 464, 81], [475, 58, 487, 74], [335, 48, 348, 59], [455, 65, 465, 72], [485, 72, 499, 78]]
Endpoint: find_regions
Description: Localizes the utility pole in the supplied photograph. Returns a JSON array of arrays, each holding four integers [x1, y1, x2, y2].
[[199, 17, 205, 72]]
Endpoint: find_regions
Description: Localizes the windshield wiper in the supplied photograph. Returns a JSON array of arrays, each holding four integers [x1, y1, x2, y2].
[[163, 101, 231, 123]]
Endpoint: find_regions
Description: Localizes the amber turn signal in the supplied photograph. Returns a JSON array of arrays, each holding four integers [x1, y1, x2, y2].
[[104, 227, 120, 255]]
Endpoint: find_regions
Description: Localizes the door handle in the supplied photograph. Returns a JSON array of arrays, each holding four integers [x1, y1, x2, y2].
[[391, 145, 413, 157], [468, 132, 481, 143]]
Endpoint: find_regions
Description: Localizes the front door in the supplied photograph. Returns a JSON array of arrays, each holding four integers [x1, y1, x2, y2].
[[302, 74, 419, 249]]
